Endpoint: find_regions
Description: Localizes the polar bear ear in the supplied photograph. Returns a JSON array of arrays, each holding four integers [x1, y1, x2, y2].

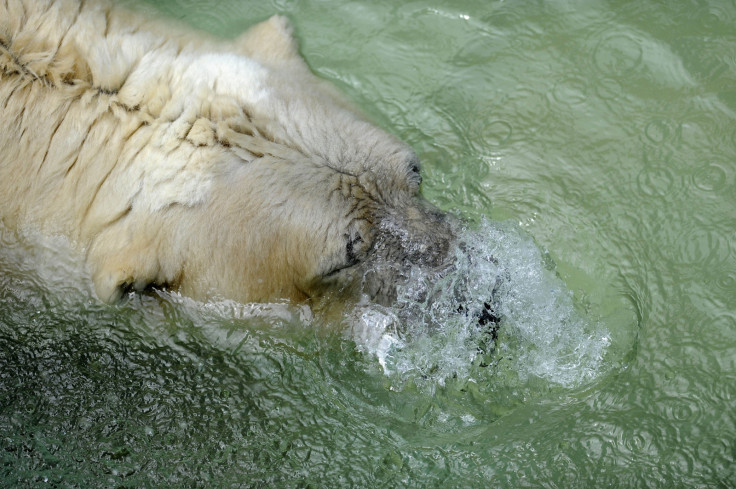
[[233, 15, 305, 66]]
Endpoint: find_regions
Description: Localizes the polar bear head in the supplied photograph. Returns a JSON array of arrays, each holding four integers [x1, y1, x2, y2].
[[79, 14, 456, 306]]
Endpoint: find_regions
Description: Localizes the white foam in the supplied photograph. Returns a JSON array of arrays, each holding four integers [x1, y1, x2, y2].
[[163, 290, 314, 326], [350, 218, 611, 389]]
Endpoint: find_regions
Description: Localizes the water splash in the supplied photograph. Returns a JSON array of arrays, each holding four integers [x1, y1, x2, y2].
[[349, 218, 611, 389]]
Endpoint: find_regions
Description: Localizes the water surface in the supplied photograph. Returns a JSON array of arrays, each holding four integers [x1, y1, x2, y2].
[[2, 0, 735, 487]]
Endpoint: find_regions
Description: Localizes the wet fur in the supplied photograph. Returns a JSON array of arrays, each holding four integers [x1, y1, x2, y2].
[[0, 0, 429, 304]]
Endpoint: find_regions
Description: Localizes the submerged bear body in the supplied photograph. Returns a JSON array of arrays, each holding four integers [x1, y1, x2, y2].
[[0, 0, 455, 306]]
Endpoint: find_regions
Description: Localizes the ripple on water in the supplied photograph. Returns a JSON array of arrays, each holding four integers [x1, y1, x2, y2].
[[594, 77, 625, 101], [636, 166, 676, 198], [502, 86, 551, 125], [622, 424, 659, 458], [676, 228, 731, 268], [552, 76, 589, 106], [656, 395, 704, 425], [479, 120, 513, 147], [715, 272, 736, 293], [593, 32, 644, 76], [643, 119, 679, 145], [692, 161, 731, 193]]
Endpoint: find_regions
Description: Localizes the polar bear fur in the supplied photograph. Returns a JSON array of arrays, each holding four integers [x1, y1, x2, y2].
[[0, 0, 452, 305]]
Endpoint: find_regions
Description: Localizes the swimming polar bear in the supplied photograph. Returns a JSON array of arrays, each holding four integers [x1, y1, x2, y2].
[[0, 0, 455, 306]]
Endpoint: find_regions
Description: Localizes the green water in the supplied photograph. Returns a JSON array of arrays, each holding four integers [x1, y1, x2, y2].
[[2, 0, 735, 487]]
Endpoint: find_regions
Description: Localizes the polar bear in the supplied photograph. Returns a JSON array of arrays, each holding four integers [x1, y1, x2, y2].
[[0, 0, 455, 305]]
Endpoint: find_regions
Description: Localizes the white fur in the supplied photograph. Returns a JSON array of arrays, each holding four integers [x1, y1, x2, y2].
[[0, 0, 424, 304]]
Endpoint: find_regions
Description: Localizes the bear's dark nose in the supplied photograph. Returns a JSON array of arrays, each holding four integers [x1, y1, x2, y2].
[[356, 202, 455, 306], [376, 203, 455, 269]]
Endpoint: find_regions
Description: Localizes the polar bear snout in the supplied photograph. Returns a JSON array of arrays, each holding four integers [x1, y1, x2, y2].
[[374, 203, 456, 270], [353, 203, 458, 306]]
